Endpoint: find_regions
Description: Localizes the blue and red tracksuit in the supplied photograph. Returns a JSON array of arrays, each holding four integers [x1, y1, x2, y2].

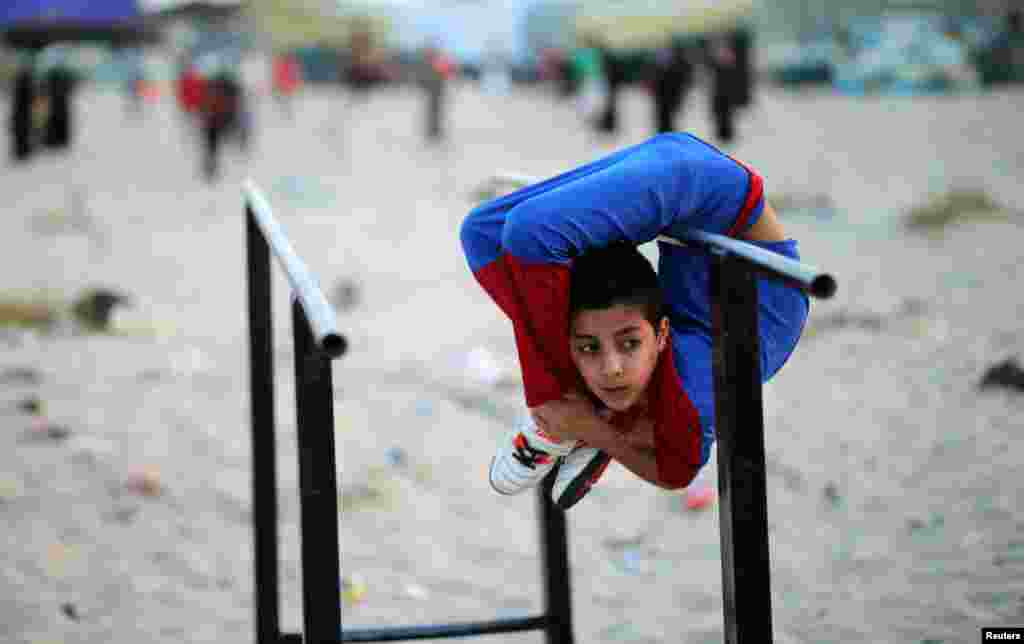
[[460, 133, 809, 488]]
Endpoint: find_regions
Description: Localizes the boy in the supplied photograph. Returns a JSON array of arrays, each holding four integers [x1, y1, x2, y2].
[[460, 133, 809, 509]]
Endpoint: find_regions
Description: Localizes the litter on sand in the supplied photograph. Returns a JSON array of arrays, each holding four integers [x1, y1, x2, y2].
[[341, 573, 367, 604], [978, 358, 1024, 392]]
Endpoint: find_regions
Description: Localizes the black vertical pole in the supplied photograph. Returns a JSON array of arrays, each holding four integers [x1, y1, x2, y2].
[[710, 253, 773, 644], [538, 473, 574, 644], [292, 299, 343, 644], [246, 206, 282, 644]]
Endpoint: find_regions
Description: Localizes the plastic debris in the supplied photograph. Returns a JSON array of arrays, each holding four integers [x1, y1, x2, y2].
[[0, 366, 42, 385], [618, 548, 643, 574], [445, 392, 504, 423], [993, 541, 1024, 567], [414, 399, 434, 417], [0, 478, 21, 502], [17, 396, 43, 415], [169, 346, 211, 377], [599, 621, 646, 641], [136, 368, 172, 383], [811, 310, 886, 335], [329, 279, 361, 313], [905, 188, 1007, 232], [412, 463, 434, 486], [0, 296, 58, 328], [106, 504, 140, 524], [21, 416, 71, 443], [907, 514, 944, 536], [385, 447, 408, 468], [107, 308, 174, 338], [125, 466, 163, 497], [685, 480, 716, 511], [340, 469, 398, 511], [401, 582, 429, 600], [71, 288, 132, 332], [823, 482, 842, 507], [60, 602, 80, 621], [771, 193, 839, 221], [272, 175, 336, 208], [978, 358, 1024, 393], [45, 542, 75, 578], [70, 436, 117, 464], [463, 346, 506, 388], [341, 573, 367, 605]]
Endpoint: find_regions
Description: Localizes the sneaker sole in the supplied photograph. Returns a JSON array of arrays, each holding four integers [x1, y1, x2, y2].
[[553, 450, 612, 510]]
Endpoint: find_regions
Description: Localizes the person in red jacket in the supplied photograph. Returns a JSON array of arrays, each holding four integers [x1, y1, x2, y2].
[[177, 65, 206, 116], [272, 53, 302, 118]]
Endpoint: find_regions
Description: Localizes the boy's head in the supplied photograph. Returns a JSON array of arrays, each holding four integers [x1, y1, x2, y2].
[[568, 242, 670, 411]]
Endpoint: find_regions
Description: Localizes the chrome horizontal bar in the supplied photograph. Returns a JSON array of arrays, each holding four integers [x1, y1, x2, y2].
[[244, 179, 346, 358]]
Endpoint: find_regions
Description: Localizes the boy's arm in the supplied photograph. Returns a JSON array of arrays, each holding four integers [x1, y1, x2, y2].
[[531, 396, 688, 490]]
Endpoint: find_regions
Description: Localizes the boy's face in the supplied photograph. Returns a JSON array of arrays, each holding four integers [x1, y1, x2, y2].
[[569, 304, 669, 412]]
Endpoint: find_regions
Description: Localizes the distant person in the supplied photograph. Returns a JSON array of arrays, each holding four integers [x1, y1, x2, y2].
[[272, 52, 302, 118], [649, 40, 695, 134], [1003, 9, 1024, 82], [9, 66, 34, 162], [595, 39, 624, 135], [731, 27, 754, 110], [42, 66, 75, 150], [176, 64, 206, 118], [539, 47, 572, 97], [198, 73, 240, 182], [343, 30, 391, 95], [973, 8, 1023, 86], [420, 44, 455, 141], [571, 37, 607, 129], [706, 34, 742, 144], [123, 48, 146, 117]]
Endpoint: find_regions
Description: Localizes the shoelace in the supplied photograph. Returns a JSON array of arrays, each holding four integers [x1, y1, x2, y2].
[[511, 434, 552, 469]]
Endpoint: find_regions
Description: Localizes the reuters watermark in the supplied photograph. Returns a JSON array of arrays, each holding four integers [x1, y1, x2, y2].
[[984, 628, 1024, 641]]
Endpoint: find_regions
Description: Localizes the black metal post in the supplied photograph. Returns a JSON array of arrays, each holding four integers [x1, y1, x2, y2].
[[710, 252, 774, 644], [538, 473, 574, 644], [246, 206, 282, 644], [292, 299, 343, 644]]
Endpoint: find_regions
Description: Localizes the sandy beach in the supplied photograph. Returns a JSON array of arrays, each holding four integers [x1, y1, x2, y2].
[[2, 68, 1023, 644]]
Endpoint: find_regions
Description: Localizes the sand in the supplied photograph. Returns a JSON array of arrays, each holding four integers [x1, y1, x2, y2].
[[1, 66, 1023, 644]]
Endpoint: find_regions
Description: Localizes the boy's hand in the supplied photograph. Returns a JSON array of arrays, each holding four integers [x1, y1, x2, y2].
[[530, 391, 611, 445]]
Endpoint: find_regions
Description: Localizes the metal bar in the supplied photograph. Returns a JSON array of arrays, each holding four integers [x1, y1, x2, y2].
[[245, 179, 347, 358], [292, 299, 343, 643], [246, 206, 282, 644], [710, 254, 774, 644], [657, 232, 835, 299], [339, 616, 549, 642], [538, 471, 575, 644], [482, 173, 836, 300]]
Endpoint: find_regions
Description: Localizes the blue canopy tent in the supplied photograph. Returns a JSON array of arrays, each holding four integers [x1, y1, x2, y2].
[[0, 0, 162, 49], [149, 1, 245, 22]]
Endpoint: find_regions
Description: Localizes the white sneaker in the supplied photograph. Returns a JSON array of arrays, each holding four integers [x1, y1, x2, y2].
[[551, 444, 612, 510], [489, 413, 575, 496]]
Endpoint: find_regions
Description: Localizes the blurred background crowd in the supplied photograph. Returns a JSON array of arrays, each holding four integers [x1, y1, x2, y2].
[[3, 0, 1023, 181]]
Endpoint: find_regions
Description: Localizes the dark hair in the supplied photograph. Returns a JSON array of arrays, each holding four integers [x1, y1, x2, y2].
[[569, 242, 665, 326]]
